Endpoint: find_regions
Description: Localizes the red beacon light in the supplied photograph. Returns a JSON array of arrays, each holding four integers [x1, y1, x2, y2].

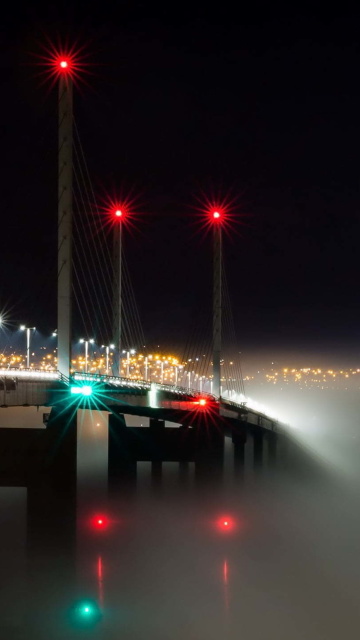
[[212, 211, 221, 220], [115, 209, 123, 218], [57, 57, 72, 73], [199, 398, 207, 406]]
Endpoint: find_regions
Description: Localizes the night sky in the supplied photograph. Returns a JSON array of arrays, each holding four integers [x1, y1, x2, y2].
[[1, 3, 359, 359]]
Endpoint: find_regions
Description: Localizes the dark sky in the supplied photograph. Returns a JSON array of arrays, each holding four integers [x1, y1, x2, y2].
[[0, 3, 359, 356]]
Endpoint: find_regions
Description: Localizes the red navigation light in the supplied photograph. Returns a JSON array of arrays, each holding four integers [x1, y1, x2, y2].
[[37, 43, 90, 90], [213, 211, 221, 220], [55, 55, 74, 75], [115, 209, 123, 218], [199, 398, 207, 406]]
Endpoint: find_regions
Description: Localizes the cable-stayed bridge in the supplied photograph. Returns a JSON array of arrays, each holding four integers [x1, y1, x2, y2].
[[0, 51, 284, 487]]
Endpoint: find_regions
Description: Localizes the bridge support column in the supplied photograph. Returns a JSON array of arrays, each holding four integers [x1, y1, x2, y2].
[[108, 413, 137, 485], [179, 460, 189, 484], [232, 431, 247, 478], [267, 432, 278, 465], [46, 406, 77, 488], [253, 430, 264, 468], [194, 419, 224, 483], [151, 461, 162, 488]]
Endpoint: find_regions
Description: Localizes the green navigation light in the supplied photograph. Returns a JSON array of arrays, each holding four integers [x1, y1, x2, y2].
[[70, 385, 93, 396]]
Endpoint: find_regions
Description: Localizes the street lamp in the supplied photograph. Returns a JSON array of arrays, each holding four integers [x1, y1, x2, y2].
[[123, 348, 135, 377], [20, 325, 36, 368], [101, 344, 115, 375], [80, 338, 94, 373]]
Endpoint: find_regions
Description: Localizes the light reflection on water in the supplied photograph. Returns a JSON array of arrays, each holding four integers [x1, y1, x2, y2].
[[1, 409, 360, 639]]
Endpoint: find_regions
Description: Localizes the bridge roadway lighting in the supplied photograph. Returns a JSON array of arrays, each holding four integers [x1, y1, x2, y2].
[[80, 338, 94, 373], [101, 344, 114, 374], [20, 325, 36, 368], [123, 349, 135, 377]]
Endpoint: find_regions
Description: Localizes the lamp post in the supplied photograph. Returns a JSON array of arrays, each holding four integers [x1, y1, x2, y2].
[[80, 339, 94, 373], [101, 344, 114, 374], [20, 325, 36, 368], [124, 349, 135, 378]]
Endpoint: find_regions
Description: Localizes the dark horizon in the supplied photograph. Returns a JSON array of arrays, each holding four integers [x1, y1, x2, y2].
[[0, 4, 359, 356]]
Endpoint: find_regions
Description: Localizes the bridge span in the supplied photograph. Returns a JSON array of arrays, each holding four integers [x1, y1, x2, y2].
[[0, 368, 282, 487]]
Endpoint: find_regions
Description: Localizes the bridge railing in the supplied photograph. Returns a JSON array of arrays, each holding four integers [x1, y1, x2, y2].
[[71, 371, 218, 400]]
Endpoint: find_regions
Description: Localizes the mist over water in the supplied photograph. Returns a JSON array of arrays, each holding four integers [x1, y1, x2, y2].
[[1, 362, 360, 639]]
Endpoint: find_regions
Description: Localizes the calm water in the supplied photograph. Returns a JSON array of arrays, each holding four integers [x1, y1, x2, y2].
[[1, 408, 359, 639]]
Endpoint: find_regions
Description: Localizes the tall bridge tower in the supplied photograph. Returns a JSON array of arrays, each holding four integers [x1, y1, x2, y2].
[[57, 58, 73, 378], [212, 210, 222, 397]]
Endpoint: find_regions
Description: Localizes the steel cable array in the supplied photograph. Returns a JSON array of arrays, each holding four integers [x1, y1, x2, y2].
[[71, 118, 146, 353]]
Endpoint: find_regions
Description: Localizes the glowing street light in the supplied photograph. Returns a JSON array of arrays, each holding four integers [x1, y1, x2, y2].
[[101, 343, 115, 374], [20, 325, 36, 368], [123, 348, 135, 377], [80, 338, 94, 373]]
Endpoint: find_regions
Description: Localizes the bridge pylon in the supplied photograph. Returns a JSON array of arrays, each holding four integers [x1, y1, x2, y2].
[[57, 62, 73, 378], [212, 209, 222, 397]]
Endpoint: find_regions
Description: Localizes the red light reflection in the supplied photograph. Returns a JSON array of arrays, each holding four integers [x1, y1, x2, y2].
[[91, 514, 109, 530], [216, 515, 235, 532]]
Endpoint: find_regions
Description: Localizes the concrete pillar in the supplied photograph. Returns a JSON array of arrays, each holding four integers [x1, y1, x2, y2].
[[179, 460, 189, 484], [46, 406, 77, 489], [151, 461, 162, 488], [268, 432, 278, 464], [253, 430, 264, 468], [108, 413, 136, 484], [232, 431, 246, 478]]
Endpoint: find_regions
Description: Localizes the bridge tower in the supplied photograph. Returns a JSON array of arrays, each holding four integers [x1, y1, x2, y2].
[[112, 208, 124, 376], [212, 210, 222, 397], [57, 58, 73, 378]]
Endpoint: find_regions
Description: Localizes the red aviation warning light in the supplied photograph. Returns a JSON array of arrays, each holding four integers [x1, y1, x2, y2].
[[212, 210, 221, 220], [115, 209, 123, 218], [52, 53, 76, 79]]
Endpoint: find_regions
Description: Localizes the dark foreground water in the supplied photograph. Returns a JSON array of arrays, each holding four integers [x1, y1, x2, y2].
[[1, 409, 360, 640]]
